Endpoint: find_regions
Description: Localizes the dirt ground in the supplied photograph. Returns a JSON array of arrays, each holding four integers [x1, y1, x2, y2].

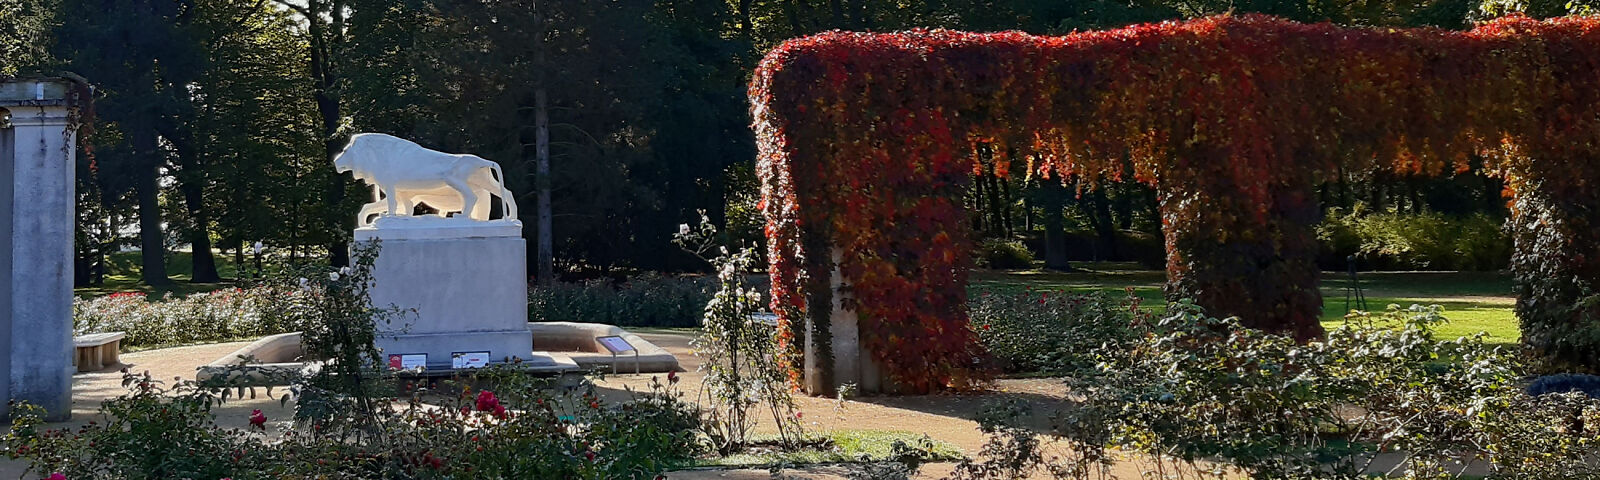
[[0, 332, 1189, 479]]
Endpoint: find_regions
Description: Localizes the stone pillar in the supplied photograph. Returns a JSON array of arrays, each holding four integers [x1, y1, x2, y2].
[[0, 80, 80, 421], [825, 249, 860, 389], [803, 248, 890, 395], [355, 218, 534, 369]]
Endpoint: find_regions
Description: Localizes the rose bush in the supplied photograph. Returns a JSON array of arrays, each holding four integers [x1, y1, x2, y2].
[[5, 369, 702, 480], [937, 303, 1600, 479], [969, 289, 1146, 375], [73, 287, 299, 349]]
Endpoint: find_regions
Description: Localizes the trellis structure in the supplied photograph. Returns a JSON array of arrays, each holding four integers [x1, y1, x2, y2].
[[752, 14, 1600, 394]]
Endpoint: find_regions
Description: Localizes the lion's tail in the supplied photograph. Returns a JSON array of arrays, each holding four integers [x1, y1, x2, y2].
[[485, 160, 518, 219]]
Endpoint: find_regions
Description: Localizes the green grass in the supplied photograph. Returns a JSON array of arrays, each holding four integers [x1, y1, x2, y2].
[[972, 262, 1520, 344], [694, 429, 963, 468], [82, 254, 1522, 344], [75, 250, 243, 299]]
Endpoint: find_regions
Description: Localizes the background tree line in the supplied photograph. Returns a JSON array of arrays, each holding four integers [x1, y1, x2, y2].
[[0, 0, 1587, 288]]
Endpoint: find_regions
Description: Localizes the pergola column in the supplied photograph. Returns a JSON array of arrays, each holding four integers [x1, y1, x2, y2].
[[1, 79, 82, 421]]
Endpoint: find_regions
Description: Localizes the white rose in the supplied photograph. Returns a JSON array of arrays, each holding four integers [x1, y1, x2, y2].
[[329, 272, 341, 282]]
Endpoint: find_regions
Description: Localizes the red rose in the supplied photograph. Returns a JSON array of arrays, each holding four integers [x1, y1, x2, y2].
[[476, 390, 500, 412], [248, 409, 266, 430]]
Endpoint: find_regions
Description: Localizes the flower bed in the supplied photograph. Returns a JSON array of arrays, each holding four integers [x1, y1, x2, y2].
[[73, 287, 299, 349], [970, 289, 1145, 375]]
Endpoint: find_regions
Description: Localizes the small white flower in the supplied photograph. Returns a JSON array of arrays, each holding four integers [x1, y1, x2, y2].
[[339, 266, 353, 276], [719, 246, 729, 255], [328, 272, 341, 282], [297, 278, 308, 288], [678, 224, 691, 236]]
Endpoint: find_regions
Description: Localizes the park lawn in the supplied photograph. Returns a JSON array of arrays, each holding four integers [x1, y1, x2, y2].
[[81, 254, 1522, 344], [74, 250, 242, 299], [972, 262, 1520, 345]]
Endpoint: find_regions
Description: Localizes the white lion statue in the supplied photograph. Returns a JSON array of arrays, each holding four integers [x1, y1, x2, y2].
[[334, 133, 518, 227]]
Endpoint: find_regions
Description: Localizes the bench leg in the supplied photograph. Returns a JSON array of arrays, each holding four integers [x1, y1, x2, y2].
[[77, 347, 98, 372], [102, 342, 120, 367]]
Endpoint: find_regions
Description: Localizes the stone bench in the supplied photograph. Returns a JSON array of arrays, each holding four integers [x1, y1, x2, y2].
[[73, 332, 125, 372]]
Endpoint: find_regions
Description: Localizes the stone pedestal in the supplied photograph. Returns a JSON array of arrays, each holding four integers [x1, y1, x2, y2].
[[0, 79, 80, 421], [354, 218, 533, 370]]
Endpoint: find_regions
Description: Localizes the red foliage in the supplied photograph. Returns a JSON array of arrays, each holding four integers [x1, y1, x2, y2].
[[753, 14, 1600, 389]]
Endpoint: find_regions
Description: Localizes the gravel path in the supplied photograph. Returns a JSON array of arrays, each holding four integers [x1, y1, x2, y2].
[[0, 332, 1197, 479]]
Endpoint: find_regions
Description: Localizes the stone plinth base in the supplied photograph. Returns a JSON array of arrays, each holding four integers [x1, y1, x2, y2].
[[355, 218, 532, 369]]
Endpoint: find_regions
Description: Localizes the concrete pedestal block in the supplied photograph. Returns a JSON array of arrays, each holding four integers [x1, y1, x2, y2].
[[355, 219, 532, 369]]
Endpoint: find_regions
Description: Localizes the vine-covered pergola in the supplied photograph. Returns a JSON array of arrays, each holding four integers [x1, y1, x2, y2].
[[753, 14, 1600, 394]]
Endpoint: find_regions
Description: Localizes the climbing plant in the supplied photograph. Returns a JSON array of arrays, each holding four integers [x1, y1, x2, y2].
[[752, 14, 1600, 390]]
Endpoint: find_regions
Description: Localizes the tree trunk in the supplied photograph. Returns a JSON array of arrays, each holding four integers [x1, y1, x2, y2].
[[1022, 197, 1033, 232], [1114, 185, 1134, 230], [998, 172, 1015, 237], [127, 126, 171, 286], [135, 164, 170, 286], [296, 0, 350, 267], [1371, 176, 1387, 212], [179, 177, 220, 283], [851, 0, 870, 29], [985, 166, 1006, 237], [536, 87, 553, 285], [164, 128, 221, 283], [1089, 188, 1119, 260], [971, 169, 986, 234], [737, 0, 753, 38], [784, 0, 804, 33], [1409, 177, 1424, 214], [1040, 181, 1072, 271]]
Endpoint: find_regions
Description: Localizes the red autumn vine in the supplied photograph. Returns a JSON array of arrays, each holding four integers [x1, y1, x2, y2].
[[753, 14, 1600, 392]]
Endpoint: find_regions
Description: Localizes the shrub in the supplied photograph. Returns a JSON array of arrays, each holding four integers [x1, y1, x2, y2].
[[974, 239, 1034, 269], [968, 289, 1145, 375], [1024, 303, 1600, 479], [675, 212, 805, 454], [528, 274, 714, 327], [72, 287, 299, 349], [1317, 209, 1510, 271], [5, 370, 702, 479]]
